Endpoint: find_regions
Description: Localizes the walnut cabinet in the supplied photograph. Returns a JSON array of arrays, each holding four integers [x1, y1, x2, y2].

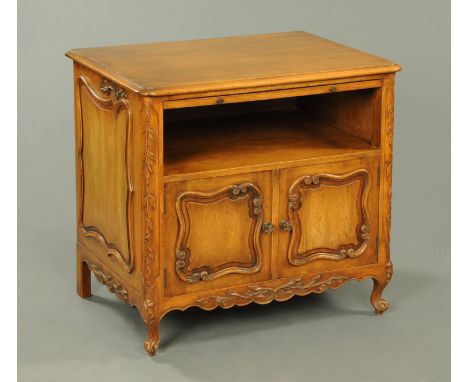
[[66, 32, 401, 356]]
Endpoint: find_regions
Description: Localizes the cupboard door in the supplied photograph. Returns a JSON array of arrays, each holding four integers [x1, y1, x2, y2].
[[278, 158, 379, 277], [164, 172, 273, 296]]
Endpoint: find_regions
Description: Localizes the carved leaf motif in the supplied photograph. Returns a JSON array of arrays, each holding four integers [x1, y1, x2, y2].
[[196, 274, 349, 308], [386, 262, 393, 283], [143, 299, 154, 310], [142, 299, 157, 325], [142, 104, 158, 287], [89, 263, 129, 302]]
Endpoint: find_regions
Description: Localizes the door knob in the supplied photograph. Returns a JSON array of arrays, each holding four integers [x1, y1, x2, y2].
[[262, 222, 275, 234], [280, 220, 293, 232]]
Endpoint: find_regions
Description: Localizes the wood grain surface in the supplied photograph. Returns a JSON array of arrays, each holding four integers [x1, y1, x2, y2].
[[66, 32, 401, 96]]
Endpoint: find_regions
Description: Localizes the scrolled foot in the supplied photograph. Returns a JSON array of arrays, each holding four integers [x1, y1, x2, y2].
[[373, 298, 390, 315], [370, 277, 390, 315], [144, 338, 160, 357], [144, 321, 160, 357]]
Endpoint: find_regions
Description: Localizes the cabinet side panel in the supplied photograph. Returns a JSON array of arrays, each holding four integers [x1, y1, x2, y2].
[[73, 64, 144, 291], [80, 86, 130, 262]]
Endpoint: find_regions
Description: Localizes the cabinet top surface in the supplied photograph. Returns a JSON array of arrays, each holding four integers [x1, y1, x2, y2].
[[66, 31, 401, 96]]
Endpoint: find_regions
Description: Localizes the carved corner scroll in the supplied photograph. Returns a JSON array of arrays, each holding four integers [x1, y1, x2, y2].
[[196, 274, 350, 309], [287, 170, 370, 265], [77, 76, 134, 273], [100, 79, 127, 100], [175, 183, 264, 284]]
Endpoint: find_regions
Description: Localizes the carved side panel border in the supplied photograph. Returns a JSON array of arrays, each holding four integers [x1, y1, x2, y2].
[[175, 183, 265, 284], [287, 169, 370, 265], [77, 76, 135, 273]]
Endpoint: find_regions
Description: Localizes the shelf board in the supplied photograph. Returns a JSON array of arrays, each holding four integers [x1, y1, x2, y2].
[[163, 111, 380, 182]]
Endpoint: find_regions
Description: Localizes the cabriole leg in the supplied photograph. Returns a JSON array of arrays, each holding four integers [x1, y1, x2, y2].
[[370, 277, 390, 314]]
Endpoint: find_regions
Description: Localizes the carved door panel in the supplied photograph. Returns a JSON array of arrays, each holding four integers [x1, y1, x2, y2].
[[277, 157, 380, 278], [164, 172, 273, 296]]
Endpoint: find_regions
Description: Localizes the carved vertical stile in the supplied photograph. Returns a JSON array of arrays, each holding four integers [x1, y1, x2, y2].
[[140, 97, 163, 356], [369, 76, 395, 314], [380, 77, 395, 267], [141, 99, 159, 288]]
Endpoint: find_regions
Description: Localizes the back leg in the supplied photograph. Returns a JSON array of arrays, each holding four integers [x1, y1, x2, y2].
[[77, 254, 92, 298]]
